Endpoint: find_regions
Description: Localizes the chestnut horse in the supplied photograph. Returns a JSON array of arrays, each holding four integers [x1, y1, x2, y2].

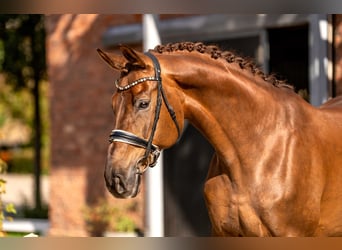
[[97, 42, 342, 236]]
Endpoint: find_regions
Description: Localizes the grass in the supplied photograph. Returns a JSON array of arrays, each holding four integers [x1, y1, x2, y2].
[[5, 231, 31, 237]]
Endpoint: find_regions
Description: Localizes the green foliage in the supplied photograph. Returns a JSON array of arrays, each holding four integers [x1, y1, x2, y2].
[[0, 14, 48, 214], [0, 159, 16, 236], [21, 203, 48, 219], [0, 14, 50, 177], [8, 154, 34, 174], [6, 231, 33, 237], [0, 87, 50, 175], [83, 199, 113, 237], [0, 14, 47, 144], [0, 14, 46, 90], [83, 199, 137, 236], [0, 81, 33, 128], [115, 214, 136, 233], [6, 148, 34, 174]]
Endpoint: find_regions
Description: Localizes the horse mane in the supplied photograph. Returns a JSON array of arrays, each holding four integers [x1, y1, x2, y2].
[[152, 42, 294, 90]]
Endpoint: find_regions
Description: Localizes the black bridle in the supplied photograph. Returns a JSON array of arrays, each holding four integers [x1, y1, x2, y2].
[[109, 51, 181, 174]]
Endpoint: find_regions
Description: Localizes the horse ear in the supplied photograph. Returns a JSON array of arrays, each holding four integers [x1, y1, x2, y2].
[[96, 48, 127, 71], [120, 45, 147, 69]]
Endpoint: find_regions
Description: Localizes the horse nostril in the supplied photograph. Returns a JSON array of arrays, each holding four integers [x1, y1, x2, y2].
[[113, 175, 127, 194]]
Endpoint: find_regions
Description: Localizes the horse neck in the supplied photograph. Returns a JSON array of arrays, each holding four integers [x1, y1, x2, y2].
[[165, 53, 302, 170], [173, 57, 272, 137]]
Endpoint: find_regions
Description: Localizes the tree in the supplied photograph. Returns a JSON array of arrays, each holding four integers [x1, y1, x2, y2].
[[0, 14, 47, 211]]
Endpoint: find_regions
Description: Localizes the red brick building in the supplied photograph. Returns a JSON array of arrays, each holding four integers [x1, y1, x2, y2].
[[46, 15, 145, 236], [334, 15, 342, 96], [46, 14, 342, 236]]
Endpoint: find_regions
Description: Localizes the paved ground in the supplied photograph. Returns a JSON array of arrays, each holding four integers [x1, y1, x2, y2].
[[0, 173, 49, 208]]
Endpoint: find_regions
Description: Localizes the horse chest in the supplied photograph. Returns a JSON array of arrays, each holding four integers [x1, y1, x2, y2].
[[204, 174, 271, 236]]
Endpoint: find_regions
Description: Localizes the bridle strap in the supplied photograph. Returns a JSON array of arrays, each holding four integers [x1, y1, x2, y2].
[[109, 129, 159, 152], [143, 51, 163, 160], [146, 52, 181, 139], [109, 51, 181, 172]]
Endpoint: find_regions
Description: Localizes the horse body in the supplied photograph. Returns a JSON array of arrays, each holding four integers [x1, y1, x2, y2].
[[315, 99, 342, 236], [204, 99, 342, 236], [159, 52, 342, 236], [98, 42, 342, 236]]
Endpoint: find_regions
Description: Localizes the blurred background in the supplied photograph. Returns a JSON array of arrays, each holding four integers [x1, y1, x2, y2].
[[0, 14, 341, 236]]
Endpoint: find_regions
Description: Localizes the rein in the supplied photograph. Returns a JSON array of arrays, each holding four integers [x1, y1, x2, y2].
[[109, 51, 180, 174]]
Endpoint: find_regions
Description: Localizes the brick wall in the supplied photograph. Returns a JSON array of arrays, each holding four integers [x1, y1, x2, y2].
[[334, 14, 342, 96], [46, 14, 145, 236]]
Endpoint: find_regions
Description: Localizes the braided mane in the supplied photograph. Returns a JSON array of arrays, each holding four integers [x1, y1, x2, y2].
[[152, 42, 293, 90]]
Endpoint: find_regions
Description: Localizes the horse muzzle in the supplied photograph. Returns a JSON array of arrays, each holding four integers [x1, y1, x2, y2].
[[104, 166, 142, 198]]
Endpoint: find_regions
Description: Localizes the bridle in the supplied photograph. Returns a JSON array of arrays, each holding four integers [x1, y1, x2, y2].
[[109, 51, 181, 175]]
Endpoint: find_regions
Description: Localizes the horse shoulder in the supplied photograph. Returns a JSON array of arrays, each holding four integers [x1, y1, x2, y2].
[[204, 154, 273, 236], [204, 154, 237, 235], [308, 95, 342, 235]]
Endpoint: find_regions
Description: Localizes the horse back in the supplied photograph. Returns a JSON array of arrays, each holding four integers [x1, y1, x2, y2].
[[318, 96, 342, 137], [319, 95, 342, 109]]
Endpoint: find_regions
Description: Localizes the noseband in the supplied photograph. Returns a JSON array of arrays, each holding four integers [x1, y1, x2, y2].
[[109, 51, 181, 174]]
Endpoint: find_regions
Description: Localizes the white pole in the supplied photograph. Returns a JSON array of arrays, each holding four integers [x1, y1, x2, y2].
[[142, 14, 164, 237], [309, 14, 330, 106]]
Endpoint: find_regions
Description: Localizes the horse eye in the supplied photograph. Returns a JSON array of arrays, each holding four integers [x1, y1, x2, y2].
[[136, 100, 150, 110]]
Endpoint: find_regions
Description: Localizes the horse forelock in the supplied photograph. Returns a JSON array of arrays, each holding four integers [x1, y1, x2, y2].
[[152, 42, 294, 91]]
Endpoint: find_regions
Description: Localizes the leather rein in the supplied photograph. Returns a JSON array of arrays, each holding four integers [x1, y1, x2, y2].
[[109, 51, 181, 174]]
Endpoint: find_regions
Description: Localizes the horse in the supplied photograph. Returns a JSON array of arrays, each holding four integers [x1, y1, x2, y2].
[[97, 42, 342, 236]]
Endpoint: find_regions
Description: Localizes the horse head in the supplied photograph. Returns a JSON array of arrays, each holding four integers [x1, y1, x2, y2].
[[97, 46, 183, 198]]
